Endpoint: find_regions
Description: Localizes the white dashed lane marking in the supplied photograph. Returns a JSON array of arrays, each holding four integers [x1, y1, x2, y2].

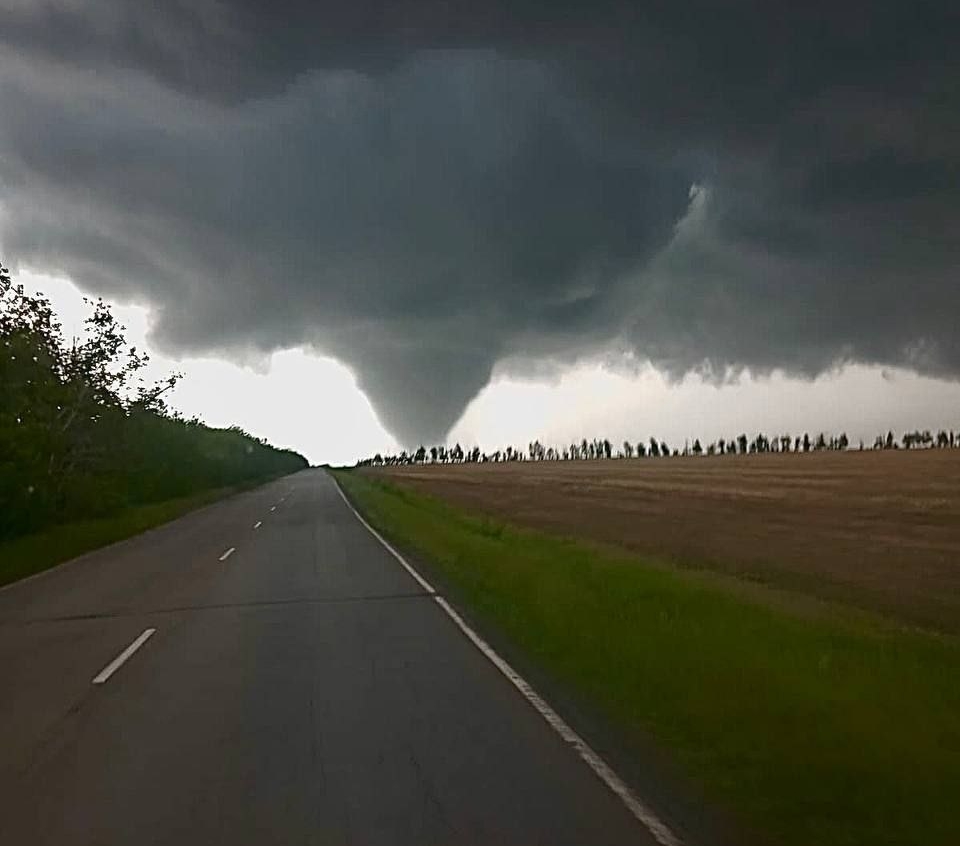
[[92, 629, 156, 685]]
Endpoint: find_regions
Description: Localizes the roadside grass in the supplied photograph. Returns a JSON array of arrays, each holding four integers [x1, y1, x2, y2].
[[0, 487, 236, 588], [335, 470, 960, 846]]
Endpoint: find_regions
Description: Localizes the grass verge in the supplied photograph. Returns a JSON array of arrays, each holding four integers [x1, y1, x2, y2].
[[0, 486, 238, 588], [335, 470, 960, 846]]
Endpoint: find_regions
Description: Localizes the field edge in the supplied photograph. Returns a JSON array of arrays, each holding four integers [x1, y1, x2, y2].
[[0, 475, 288, 589], [333, 468, 960, 846]]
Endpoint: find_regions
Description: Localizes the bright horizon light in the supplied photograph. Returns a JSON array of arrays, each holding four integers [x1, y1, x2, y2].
[[19, 268, 960, 466]]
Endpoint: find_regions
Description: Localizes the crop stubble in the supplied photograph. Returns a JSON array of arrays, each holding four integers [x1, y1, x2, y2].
[[371, 450, 960, 632]]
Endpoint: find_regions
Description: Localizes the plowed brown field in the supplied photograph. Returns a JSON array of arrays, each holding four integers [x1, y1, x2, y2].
[[370, 449, 960, 632]]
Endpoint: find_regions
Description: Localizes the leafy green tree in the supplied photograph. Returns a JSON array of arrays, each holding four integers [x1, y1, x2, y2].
[[1, 261, 306, 541]]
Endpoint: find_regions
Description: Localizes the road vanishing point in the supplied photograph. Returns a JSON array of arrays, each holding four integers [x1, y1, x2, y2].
[[0, 469, 674, 845]]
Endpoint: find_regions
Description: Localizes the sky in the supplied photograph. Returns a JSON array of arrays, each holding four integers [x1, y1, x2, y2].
[[2, 2, 959, 463], [21, 267, 960, 466]]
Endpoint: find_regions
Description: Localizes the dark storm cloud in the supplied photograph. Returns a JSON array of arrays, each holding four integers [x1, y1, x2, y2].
[[1, 2, 958, 445]]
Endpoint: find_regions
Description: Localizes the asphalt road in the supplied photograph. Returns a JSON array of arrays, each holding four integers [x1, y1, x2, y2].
[[0, 469, 661, 845]]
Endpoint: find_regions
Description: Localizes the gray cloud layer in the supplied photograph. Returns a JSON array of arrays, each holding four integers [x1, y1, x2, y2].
[[1, 2, 957, 445]]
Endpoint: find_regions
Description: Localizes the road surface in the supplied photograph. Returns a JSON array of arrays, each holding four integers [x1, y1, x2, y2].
[[0, 469, 662, 845]]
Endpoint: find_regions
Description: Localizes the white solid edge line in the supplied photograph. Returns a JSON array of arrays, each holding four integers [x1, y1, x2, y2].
[[92, 628, 156, 685], [219, 547, 236, 561], [331, 477, 682, 846], [332, 481, 436, 595], [270, 506, 276, 512], [254, 521, 262, 529]]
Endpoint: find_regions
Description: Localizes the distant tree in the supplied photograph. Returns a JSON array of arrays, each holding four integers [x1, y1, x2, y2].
[[603, 439, 612, 459], [636, 441, 646, 457], [802, 433, 811, 452], [737, 433, 748, 455], [661, 441, 670, 458], [623, 441, 633, 458], [649, 438, 660, 457], [692, 438, 702, 455]]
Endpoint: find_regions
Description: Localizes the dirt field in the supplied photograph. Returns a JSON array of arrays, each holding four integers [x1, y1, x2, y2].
[[369, 450, 960, 632]]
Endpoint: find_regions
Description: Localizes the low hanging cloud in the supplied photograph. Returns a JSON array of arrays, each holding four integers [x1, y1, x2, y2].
[[1, 1, 957, 445]]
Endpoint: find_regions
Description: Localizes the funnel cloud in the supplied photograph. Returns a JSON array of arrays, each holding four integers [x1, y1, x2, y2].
[[1, 2, 957, 445]]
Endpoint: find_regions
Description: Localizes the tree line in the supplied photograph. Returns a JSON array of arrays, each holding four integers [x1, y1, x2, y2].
[[1, 261, 307, 541], [359, 429, 960, 467]]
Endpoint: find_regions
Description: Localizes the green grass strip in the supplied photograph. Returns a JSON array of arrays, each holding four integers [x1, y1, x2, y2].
[[335, 470, 960, 846], [0, 487, 236, 588]]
